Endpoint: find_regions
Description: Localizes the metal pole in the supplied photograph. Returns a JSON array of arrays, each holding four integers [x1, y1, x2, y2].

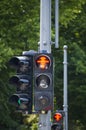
[[63, 45, 68, 130], [38, 0, 51, 130], [38, 111, 51, 130], [39, 0, 51, 53], [55, 0, 59, 48]]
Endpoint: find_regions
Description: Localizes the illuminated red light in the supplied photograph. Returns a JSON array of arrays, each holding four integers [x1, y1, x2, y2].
[[36, 55, 50, 69], [54, 113, 62, 122]]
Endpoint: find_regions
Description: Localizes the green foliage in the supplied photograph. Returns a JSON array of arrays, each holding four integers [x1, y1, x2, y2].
[[0, 0, 86, 130]]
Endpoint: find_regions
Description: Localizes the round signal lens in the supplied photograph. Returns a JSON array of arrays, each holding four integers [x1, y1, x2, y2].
[[9, 76, 29, 91], [19, 79, 29, 91], [9, 56, 30, 73], [38, 95, 49, 107], [36, 75, 50, 89], [54, 113, 62, 122], [36, 55, 50, 69]]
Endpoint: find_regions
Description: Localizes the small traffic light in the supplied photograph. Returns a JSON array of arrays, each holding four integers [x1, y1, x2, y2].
[[34, 53, 54, 112], [52, 110, 64, 130], [53, 112, 62, 122], [9, 52, 34, 114]]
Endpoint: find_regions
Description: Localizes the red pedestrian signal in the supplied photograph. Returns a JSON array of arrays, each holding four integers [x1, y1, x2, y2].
[[54, 113, 62, 122], [52, 110, 64, 130], [36, 55, 51, 69]]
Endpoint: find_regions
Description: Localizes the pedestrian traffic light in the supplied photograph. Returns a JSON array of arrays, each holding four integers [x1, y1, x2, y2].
[[34, 53, 54, 112], [53, 112, 62, 122], [51, 110, 64, 130], [9, 52, 34, 114]]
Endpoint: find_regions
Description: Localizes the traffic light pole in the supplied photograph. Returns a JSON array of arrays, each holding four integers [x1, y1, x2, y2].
[[63, 45, 68, 130], [38, 111, 51, 130], [55, 0, 59, 48], [39, 0, 51, 53], [38, 0, 51, 130]]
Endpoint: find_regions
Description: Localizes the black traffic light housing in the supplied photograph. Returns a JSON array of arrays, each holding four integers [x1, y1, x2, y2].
[[9, 51, 35, 114], [51, 123, 62, 130], [51, 110, 64, 130], [34, 53, 54, 112]]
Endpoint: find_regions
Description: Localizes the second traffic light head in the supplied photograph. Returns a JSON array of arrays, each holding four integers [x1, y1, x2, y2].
[[34, 53, 54, 112]]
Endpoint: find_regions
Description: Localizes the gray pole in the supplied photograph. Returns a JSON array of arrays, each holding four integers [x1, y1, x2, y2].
[[55, 0, 59, 48], [38, 0, 51, 130], [38, 111, 51, 130], [39, 0, 51, 53], [63, 45, 68, 130]]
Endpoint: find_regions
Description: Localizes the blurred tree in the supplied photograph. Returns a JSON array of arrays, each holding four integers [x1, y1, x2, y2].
[[0, 0, 86, 130]]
